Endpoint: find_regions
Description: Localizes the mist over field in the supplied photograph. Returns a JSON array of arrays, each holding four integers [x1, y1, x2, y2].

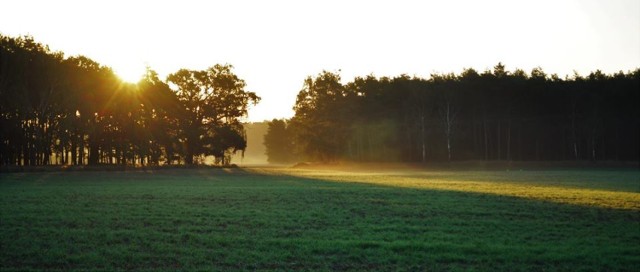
[[1, 1, 639, 269], [1, 167, 638, 270], [231, 122, 268, 165]]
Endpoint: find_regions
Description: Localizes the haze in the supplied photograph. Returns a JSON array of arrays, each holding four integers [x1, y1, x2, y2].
[[2, 0, 638, 121]]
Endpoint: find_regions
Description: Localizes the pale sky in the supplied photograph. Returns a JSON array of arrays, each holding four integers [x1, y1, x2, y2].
[[2, 0, 639, 121]]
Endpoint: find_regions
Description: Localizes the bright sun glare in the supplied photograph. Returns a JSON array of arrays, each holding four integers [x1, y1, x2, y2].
[[111, 58, 146, 83], [115, 66, 144, 83], [2, 0, 635, 121]]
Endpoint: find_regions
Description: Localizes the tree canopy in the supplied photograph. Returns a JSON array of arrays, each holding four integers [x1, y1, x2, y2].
[[0, 34, 259, 166], [271, 64, 639, 163], [263, 119, 296, 164], [2, 34, 637, 166]]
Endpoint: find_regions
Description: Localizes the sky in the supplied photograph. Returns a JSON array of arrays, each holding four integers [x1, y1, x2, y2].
[[1, 0, 639, 122]]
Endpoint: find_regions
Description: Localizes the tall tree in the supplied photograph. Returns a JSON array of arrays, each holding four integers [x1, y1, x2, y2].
[[167, 64, 259, 165], [263, 119, 295, 164], [291, 71, 348, 162], [137, 67, 181, 165], [2, 34, 638, 165]]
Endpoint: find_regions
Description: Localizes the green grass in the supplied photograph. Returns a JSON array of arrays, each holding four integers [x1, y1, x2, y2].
[[1, 167, 639, 271]]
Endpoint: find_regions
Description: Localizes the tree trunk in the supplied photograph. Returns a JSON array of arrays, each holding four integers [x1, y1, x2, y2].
[[517, 126, 522, 161], [447, 136, 452, 162], [441, 101, 456, 162], [368, 130, 373, 160], [43, 150, 50, 166], [185, 151, 193, 165], [421, 114, 426, 163], [571, 102, 579, 160], [473, 119, 479, 159], [79, 135, 85, 165], [483, 118, 488, 160], [601, 132, 606, 160], [497, 121, 501, 160], [615, 123, 619, 160], [88, 139, 99, 165], [506, 121, 511, 161], [591, 134, 596, 161], [71, 138, 77, 165]]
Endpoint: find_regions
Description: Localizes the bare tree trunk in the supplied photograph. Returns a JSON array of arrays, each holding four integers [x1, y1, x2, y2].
[[497, 121, 501, 161], [518, 127, 522, 160], [421, 114, 426, 163], [571, 101, 579, 160], [447, 137, 451, 161], [367, 130, 373, 160], [590, 113, 599, 161], [473, 119, 479, 158], [591, 133, 596, 161], [483, 117, 488, 160], [19, 144, 25, 166], [601, 133, 606, 160], [71, 138, 77, 165], [43, 150, 49, 166], [89, 139, 99, 165], [615, 123, 619, 160], [79, 135, 85, 165], [507, 121, 511, 161], [358, 130, 363, 161], [441, 101, 457, 162]]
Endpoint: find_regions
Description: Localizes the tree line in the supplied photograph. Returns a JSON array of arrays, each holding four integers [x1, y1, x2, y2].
[[0, 35, 259, 166], [265, 64, 639, 163]]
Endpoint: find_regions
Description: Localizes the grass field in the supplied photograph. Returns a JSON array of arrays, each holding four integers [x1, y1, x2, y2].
[[1, 166, 639, 271]]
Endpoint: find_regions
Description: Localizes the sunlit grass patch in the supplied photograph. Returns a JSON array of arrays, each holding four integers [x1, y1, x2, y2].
[[257, 168, 640, 210], [1, 168, 638, 271]]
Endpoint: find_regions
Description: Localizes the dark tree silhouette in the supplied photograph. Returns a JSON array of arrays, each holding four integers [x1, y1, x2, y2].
[[285, 65, 639, 163], [263, 119, 296, 164], [1, 34, 637, 166], [167, 64, 259, 165], [291, 71, 350, 162], [0, 34, 259, 166]]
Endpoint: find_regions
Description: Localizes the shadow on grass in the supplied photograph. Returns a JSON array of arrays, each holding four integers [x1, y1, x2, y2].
[[0, 167, 638, 271]]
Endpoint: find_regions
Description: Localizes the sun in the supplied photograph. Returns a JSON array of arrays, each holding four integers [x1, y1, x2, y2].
[[115, 65, 145, 83], [111, 58, 146, 84]]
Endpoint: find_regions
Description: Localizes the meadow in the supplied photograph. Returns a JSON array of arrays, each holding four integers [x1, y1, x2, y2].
[[1, 166, 638, 271]]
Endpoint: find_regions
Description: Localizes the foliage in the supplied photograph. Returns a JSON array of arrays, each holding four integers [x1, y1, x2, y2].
[[0, 34, 259, 166], [291, 71, 354, 162], [290, 64, 640, 162], [166, 65, 259, 164], [263, 119, 296, 164]]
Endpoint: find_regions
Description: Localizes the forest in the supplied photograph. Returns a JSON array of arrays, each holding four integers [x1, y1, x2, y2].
[[1, 34, 638, 166], [0, 35, 259, 166], [265, 65, 639, 163]]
